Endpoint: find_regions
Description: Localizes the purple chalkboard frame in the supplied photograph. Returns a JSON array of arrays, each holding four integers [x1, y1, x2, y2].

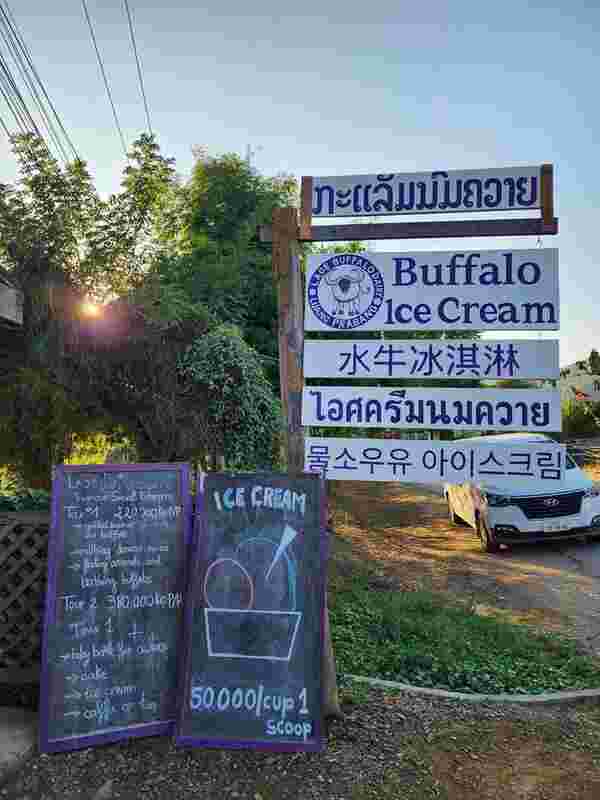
[[175, 471, 328, 753], [39, 462, 193, 754]]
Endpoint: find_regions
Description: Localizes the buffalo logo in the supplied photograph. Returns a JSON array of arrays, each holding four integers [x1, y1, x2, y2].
[[307, 254, 385, 330]]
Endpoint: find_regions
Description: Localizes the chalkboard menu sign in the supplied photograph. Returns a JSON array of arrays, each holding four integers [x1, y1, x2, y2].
[[177, 473, 327, 752], [40, 464, 192, 753]]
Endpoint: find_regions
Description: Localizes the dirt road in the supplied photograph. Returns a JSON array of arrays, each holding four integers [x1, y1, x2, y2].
[[330, 479, 600, 654]]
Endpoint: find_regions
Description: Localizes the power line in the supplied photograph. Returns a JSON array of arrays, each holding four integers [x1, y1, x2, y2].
[[0, 1, 79, 160], [0, 12, 69, 162], [0, 50, 41, 137], [81, 0, 128, 157], [123, 0, 152, 137]]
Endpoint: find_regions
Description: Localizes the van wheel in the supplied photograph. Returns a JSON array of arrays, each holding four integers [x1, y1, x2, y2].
[[478, 518, 499, 553]]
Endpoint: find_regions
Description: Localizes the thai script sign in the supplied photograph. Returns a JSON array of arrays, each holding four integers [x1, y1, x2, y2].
[[177, 473, 327, 752], [303, 339, 559, 380], [305, 438, 565, 483], [305, 249, 559, 332], [40, 464, 192, 753], [302, 387, 562, 432], [311, 166, 541, 217]]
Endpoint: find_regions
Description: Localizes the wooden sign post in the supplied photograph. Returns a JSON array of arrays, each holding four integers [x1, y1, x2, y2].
[[271, 207, 340, 720]]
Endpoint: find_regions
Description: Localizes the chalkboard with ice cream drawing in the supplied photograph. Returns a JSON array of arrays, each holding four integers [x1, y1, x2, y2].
[[177, 473, 327, 752]]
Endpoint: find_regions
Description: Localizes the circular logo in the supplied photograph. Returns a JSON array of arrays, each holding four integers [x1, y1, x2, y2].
[[307, 254, 385, 330]]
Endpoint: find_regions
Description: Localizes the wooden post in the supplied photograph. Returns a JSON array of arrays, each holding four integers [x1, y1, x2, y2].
[[541, 163, 554, 230], [272, 207, 304, 473], [271, 206, 341, 720], [300, 177, 313, 242]]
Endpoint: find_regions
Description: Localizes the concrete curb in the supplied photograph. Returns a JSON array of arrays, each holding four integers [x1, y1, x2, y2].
[[344, 674, 600, 707]]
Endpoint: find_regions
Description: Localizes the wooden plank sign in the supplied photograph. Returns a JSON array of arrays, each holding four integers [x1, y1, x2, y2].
[[39, 464, 192, 753], [302, 387, 562, 432], [177, 473, 327, 752], [305, 437, 566, 484], [304, 249, 559, 332], [303, 339, 559, 381]]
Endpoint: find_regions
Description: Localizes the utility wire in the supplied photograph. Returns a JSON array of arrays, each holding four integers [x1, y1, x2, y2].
[[123, 0, 152, 136], [0, 1, 78, 160], [0, 15, 69, 162], [0, 50, 41, 137], [0, 107, 11, 136], [81, 0, 128, 157]]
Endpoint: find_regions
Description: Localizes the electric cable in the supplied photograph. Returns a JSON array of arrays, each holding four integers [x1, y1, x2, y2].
[[81, 0, 128, 157]]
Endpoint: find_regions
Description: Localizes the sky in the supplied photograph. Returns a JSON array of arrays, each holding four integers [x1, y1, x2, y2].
[[0, 0, 598, 367]]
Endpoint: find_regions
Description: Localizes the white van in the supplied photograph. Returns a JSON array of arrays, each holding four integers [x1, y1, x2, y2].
[[444, 433, 600, 552]]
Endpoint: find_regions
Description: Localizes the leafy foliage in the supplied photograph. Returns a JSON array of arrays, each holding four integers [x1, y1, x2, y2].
[[0, 133, 178, 486], [63, 299, 212, 464], [147, 152, 297, 386], [562, 398, 600, 436], [0, 367, 93, 488], [179, 325, 282, 470], [0, 488, 51, 512]]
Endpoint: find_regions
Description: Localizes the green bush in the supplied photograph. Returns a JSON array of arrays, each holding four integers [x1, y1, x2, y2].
[[562, 399, 600, 437], [0, 489, 51, 512]]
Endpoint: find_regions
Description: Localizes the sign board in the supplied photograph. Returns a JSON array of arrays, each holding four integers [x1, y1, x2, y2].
[[310, 166, 541, 217], [177, 473, 327, 752], [40, 464, 191, 753], [305, 249, 558, 332], [302, 387, 562, 432], [305, 437, 566, 483], [303, 339, 559, 380]]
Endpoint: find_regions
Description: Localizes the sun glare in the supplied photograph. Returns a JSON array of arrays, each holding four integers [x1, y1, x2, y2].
[[81, 301, 101, 317]]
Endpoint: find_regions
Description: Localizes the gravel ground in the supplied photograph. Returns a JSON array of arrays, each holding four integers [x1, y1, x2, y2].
[[1, 688, 594, 800]]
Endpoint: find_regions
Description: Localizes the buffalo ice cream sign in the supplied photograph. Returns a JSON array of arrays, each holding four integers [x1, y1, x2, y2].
[[305, 249, 559, 332]]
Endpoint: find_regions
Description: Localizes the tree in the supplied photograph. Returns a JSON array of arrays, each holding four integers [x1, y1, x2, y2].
[[0, 133, 177, 487], [179, 325, 282, 470], [147, 152, 297, 387], [589, 349, 600, 375], [562, 399, 600, 437], [62, 297, 214, 465]]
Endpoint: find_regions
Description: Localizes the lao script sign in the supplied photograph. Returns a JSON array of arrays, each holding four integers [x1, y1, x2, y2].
[[305, 249, 559, 332], [302, 387, 562, 432], [305, 437, 565, 484], [303, 339, 559, 380], [310, 166, 541, 218]]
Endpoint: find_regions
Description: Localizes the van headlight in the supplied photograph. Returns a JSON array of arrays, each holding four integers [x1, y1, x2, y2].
[[484, 493, 512, 507], [584, 486, 600, 498]]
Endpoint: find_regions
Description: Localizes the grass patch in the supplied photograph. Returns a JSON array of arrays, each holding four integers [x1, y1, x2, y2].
[[329, 572, 600, 694]]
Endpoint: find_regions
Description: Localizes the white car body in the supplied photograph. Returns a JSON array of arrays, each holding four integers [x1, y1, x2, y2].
[[444, 433, 600, 549]]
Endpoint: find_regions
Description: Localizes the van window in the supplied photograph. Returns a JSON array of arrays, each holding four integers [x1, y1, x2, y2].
[[566, 454, 577, 470]]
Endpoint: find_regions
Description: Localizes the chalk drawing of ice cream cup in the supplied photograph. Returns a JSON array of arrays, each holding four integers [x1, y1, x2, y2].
[[203, 525, 302, 661]]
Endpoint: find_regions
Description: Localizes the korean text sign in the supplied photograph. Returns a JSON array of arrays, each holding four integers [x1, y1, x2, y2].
[[305, 438, 566, 484], [39, 464, 192, 753], [177, 473, 327, 752]]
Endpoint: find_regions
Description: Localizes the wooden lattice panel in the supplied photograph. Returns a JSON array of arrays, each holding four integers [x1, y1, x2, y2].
[[0, 513, 49, 682]]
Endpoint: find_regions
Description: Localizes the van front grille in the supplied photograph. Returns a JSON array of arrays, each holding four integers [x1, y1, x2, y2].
[[512, 492, 584, 520]]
